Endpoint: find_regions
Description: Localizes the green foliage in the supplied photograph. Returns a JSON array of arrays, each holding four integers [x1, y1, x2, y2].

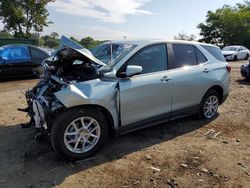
[[79, 37, 103, 49], [0, 0, 54, 38], [50, 32, 59, 39], [0, 31, 13, 38], [174, 32, 196, 41], [69, 37, 79, 43], [41, 35, 60, 48], [198, 1, 250, 48]]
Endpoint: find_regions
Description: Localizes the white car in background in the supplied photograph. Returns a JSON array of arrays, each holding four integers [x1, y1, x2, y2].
[[222, 46, 249, 61]]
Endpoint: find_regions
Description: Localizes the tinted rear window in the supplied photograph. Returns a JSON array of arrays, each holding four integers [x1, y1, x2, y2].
[[202, 45, 226, 62], [173, 44, 197, 68]]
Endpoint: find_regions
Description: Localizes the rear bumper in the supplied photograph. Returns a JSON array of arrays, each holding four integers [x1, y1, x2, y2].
[[241, 66, 250, 78]]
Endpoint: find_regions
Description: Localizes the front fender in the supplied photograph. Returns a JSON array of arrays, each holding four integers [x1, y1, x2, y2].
[[54, 79, 119, 128]]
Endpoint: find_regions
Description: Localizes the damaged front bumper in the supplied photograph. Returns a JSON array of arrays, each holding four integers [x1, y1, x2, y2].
[[20, 82, 65, 133]]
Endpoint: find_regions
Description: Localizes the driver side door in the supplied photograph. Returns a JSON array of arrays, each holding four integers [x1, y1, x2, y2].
[[118, 44, 173, 127]]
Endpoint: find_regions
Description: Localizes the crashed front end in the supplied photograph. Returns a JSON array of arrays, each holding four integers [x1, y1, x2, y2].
[[20, 47, 106, 135], [24, 76, 66, 133]]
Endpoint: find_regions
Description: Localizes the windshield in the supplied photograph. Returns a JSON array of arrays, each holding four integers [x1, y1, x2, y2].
[[222, 46, 238, 51], [91, 43, 137, 65]]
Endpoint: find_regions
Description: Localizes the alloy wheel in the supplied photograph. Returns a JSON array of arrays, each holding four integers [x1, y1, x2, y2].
[[64, 116, 101, 154], [203, 95, 219, 119]]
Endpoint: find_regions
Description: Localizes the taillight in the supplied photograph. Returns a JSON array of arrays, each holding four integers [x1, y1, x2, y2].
[[226, 64, 231, 73]]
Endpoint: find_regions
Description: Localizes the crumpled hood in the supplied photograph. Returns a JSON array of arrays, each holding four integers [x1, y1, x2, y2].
[[73, 48, 107, 67], [60, 35, 106, 67], [222, 51, 236, 55]]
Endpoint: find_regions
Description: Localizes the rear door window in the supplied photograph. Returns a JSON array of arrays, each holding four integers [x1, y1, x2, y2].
[[173, 44, 197, 68]]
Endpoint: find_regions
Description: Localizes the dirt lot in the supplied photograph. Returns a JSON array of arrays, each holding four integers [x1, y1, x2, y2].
[[0, 61, 249, 188]]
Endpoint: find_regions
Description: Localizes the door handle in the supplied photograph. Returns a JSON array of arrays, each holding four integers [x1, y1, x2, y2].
[[203, 68, 210, 73], [161, 76, 171, 82]]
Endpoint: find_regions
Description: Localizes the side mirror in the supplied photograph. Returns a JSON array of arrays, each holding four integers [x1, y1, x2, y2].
[[125, 65, 143, 77]]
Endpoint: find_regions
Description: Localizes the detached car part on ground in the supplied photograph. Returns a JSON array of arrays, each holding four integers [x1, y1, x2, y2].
[[20, 37, 231, 160]]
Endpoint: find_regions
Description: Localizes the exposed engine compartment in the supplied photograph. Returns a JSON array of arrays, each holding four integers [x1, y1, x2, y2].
[[43, 48, 100, 83]]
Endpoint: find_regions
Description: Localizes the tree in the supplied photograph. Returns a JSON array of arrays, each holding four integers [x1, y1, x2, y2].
[[42, 35, 59, 48], [198, 1, 250, 48], [0, 0, 54, 38], [80, 37, 103, 49], [50, 32, 59, 39], [70, 36, 79, 43], [174, 32, 196, 41]]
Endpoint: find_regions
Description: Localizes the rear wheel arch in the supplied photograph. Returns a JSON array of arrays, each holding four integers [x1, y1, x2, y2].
[[205, 85, 224, 104]]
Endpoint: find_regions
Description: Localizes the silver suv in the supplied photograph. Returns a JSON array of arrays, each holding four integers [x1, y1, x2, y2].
[[21, 38, 230, 160]]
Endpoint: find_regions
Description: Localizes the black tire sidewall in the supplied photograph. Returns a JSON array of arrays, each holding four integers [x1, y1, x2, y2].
[[199, 90, 219, 119], [245, 54, 249, 60], [51, 108, 108, 160], [234, 55, 237, 61]]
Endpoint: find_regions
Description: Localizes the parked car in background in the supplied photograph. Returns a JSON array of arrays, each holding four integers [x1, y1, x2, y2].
[[222, 45, 250, 61], [21, 37, 231, 160], [0, 44, 50, 78], [241, 61, 250, 80]]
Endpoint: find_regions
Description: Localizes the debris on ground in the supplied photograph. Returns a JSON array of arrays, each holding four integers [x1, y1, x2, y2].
[[180, 164, 188, 168], [237, 162, 246, 168], [167, 179, 178, 188], [204, 129, 222, 139], [145, 154, 152, 160], [150, 166, 161, 172], [202, 168, 208, 173], [245, 170, 250, 176]]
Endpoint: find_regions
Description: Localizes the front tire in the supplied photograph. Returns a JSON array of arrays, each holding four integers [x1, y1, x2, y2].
[[233, 55, 238, 61], [199, 89, 219, 119], [51, 108, 108, 160]]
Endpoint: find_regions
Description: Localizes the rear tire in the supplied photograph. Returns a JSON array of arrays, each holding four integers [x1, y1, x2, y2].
[[198, 89, 219, 119], [244, 54, 249, 60], [51, 108, 108, 160]]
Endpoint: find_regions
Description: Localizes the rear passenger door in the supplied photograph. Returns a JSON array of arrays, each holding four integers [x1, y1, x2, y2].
[[167, 44, 210, 114]]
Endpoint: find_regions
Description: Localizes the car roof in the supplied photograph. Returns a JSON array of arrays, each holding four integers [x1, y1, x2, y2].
[[224, 45, 242, 48], [102, 39, 218, 48]]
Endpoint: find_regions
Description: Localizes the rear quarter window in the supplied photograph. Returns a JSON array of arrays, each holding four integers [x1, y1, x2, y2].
[[201, 45, 226, 62], [30, 48, 48, 59]]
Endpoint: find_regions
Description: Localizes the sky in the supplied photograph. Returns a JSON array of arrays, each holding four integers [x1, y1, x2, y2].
[[0, 0, 245, 40]]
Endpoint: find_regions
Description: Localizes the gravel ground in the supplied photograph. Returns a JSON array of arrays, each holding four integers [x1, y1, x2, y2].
[[0, 61, 249, 188]]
